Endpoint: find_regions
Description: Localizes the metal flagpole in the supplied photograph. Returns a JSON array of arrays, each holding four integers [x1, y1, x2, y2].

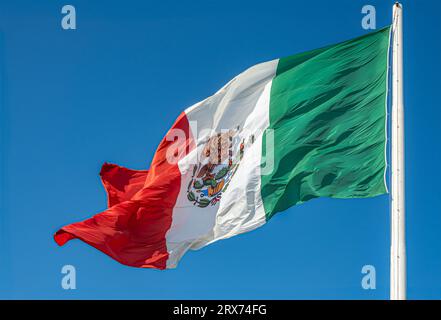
[[390, 2, 406, 300]]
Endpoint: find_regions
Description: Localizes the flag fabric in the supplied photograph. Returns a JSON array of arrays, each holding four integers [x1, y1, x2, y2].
[[54, 27, 391, 269]]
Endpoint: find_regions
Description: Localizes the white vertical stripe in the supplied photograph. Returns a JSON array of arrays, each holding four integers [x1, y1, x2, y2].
[[165, 59, 278, 268]]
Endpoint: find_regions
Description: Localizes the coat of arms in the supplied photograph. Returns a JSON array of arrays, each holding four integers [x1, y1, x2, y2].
[[187, 127, 254, 208]]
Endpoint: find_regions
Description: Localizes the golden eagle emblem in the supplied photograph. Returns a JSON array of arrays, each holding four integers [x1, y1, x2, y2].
[[187, 127, 254, 208]]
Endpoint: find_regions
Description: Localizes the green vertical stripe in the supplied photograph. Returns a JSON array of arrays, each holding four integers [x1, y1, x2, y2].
[[261, 26, 391, 220]]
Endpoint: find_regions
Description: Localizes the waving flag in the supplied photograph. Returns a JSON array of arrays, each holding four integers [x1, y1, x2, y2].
[[55, 26, 391, 269]]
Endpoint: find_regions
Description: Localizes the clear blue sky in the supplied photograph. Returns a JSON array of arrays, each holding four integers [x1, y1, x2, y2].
[[0, 0, 440, 299]]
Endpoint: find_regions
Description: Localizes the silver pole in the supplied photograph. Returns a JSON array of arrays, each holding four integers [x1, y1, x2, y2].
[[390, 2, 406, 300]]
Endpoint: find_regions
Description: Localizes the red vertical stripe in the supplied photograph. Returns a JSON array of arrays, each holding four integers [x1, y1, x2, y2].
[[54, 112, 193, 269], [100, 163, 149, 208]]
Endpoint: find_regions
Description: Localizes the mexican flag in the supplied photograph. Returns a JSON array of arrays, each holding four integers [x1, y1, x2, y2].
[[54, 26, 391, 269]]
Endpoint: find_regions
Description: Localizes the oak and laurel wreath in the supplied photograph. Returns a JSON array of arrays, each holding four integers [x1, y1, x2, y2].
[[186, 128, 253, 208], [187, 162, 240, 208]]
